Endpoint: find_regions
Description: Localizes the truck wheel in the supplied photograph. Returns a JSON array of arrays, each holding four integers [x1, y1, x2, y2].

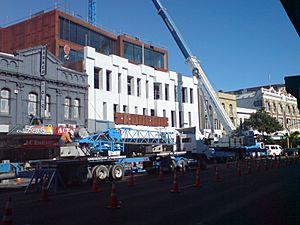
[[111, 164, 124, 180], [95, 165, 109, 181]]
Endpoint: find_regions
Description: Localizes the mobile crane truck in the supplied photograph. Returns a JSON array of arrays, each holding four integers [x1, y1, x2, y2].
[[151, 0, 263, 163]]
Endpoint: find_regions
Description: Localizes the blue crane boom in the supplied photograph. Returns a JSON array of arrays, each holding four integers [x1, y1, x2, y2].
[[88, 0, 96, 25], [152, 0, 235, 133]]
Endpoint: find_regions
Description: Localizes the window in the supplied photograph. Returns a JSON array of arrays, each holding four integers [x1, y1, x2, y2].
[[144, 48, 165, 69], [182, 87, 187, 103], [113, 104, 119, 115], [229, 104, 233, 114], [123, 105, 128, 113], [45, 95, 51, 117], [265, 102, 270, 112], [127, 76, 134, 95], [163, 109, 166, 118], [118, 73, 122, 93], [28, 93, 38, 116], [135, 106, 138, 114], [123, 42, 142, 64], [151, 109, 155, 116], [165, 84, 169, 101], [64, 97, 71, 119], [0, 89, 10, 114], [182, 138, 192, 143], [190, 88, 193, 103], [106, 70, 112, 91], [143, 108, 147, 115], [171, 111, 176, 127], [222, 103, 225, 110], [273, 103, 277, 113], [154, 83, 161, 100], [74, 99, 80, 119], [137, 78, 141, 97], [214, 119, 219, 130], [59, 17, 116, 56], [94, 68, 100, 89], [174, 85, 178, 102]]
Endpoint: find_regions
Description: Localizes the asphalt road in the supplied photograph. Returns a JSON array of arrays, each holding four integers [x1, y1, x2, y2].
[[0, 157, 299, 225]]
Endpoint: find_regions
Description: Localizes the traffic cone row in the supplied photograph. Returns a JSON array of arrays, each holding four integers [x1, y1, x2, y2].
[[1, 196, 12, 225]]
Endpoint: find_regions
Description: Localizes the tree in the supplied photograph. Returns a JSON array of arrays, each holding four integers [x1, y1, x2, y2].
[[242, 108, 283, 133]]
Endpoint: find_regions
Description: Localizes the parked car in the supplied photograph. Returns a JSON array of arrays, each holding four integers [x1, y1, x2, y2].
[[265, 145, 283, 156]]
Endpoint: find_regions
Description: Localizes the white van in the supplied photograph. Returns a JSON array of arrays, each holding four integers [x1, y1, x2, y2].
[[265, 145, 283, 156]]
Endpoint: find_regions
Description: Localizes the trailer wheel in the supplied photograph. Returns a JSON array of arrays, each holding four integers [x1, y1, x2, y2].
[[95, 165, 109, 181], [111, 164, 124, 180]]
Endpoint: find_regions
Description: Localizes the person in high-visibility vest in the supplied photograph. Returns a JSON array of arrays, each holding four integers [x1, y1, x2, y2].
[[59, 132, 73, 146]]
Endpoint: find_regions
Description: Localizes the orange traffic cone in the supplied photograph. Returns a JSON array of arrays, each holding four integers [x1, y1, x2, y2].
[[107, 182, 121, 209], [40, 175, 49, 201], [195, 165, 201, 188], [91, 176, 99, 193], [157, 166, 165, 182], [2, 196, 12, 225], [170, 171, 180, 193], [128, 170, 135, 187]]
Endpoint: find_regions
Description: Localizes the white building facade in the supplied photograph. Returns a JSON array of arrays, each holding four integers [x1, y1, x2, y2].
[[84, 47, 201, 133]]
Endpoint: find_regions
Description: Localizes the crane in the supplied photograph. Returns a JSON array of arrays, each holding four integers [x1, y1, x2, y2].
[[151, 0, 235, 134], [88, 0, 96, 25]]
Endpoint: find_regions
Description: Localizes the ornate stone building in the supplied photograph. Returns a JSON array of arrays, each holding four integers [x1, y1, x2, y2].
[[229, 84, 300, 132], [0, 45, 88, 133]]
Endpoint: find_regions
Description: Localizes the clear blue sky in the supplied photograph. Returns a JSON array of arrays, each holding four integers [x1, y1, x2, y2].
[[1, 0, 299, 91]]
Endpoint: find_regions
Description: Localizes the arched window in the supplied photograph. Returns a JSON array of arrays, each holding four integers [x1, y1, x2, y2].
[[265, 102, 270, 112], [64, 97, 71, 119], [273, 103, 277, 113], [74, 98, 80, 119], [229, 104, 233, 114], [28, 93, 38, 116], [222, 103, 225, 109], [45, 95, 51, 117], [0, 89, 10, 114]]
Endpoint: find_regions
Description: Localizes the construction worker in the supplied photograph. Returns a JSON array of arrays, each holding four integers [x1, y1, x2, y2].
[[59, 132, 73, 146]]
